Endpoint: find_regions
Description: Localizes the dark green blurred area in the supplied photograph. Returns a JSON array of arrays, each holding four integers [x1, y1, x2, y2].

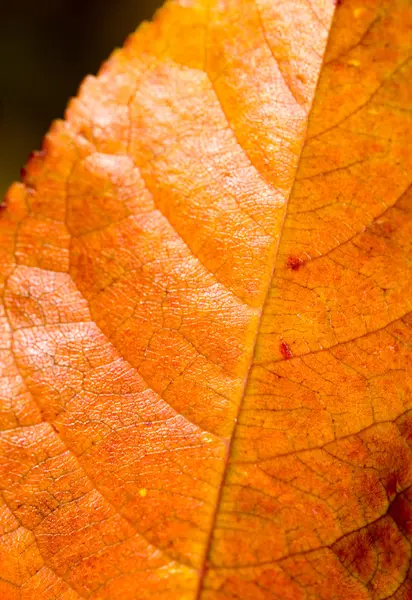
[[0, 0, 163, 198]]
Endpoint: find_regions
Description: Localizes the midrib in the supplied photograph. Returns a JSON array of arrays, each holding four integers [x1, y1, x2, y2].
[[194, 5, 337, 597]]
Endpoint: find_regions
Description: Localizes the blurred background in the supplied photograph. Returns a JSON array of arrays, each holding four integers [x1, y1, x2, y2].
[[0, 0, 163, 198]]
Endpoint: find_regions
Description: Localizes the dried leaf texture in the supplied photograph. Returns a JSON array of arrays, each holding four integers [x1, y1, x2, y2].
[[1, 0, 412, 598]]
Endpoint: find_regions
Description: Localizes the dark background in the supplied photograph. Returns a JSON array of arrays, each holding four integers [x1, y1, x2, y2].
[[0, 0, 162, 197]]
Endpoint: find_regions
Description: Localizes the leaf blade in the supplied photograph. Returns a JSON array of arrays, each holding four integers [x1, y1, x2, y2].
[[1, 1, 412, 599]]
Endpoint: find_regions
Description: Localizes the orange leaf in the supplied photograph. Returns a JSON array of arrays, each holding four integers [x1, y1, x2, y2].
[[1, 0, 412, 598]]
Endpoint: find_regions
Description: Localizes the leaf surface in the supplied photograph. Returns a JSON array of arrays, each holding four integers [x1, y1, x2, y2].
[[1, 0, 412, 598]]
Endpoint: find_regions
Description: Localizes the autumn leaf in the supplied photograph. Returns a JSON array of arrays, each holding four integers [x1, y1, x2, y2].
[[1, 0, 412, 598]]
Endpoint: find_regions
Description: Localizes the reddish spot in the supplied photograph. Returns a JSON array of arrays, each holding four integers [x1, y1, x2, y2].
[[389, 493, 412, 536], [280, 342, 293, 360], [332, 529, 373, 582], [385, 473, 398, 499], [20, 166, 27, 181], [286, 256, 304, 271], [335, 0, 342, 5], [20, 150, 47, 187]]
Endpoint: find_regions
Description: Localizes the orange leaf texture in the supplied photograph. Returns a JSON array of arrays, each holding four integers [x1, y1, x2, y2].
[[1, 0, 412, 598]]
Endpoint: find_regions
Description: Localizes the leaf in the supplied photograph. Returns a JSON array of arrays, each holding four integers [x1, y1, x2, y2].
[[1, 0, 412, 598]]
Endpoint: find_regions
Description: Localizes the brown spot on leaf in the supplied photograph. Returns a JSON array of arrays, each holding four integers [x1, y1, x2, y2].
[[286, 256, 304, 271]]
